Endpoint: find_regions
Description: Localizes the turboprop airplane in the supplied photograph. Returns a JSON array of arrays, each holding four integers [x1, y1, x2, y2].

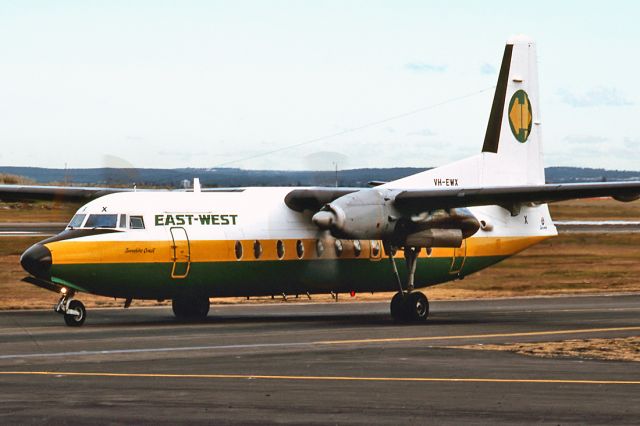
[[7, 35, 640, 326]]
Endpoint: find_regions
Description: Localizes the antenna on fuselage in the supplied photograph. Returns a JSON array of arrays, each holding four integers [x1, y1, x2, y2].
[[193, 178, 201, 193]]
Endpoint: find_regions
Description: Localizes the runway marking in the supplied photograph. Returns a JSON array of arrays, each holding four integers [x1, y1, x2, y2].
[[317, 326, 640, 345], [1, 326, 639, 360], [0, 371, 638, 385]]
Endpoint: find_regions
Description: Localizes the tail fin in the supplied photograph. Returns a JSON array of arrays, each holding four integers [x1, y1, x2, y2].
[[481, 35, 544, 185], [383, 35, 544, 190]]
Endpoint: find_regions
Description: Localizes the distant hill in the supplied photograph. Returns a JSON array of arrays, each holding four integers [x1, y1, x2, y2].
[[0, 166, 638, 188], [544, 167, 640, 183]]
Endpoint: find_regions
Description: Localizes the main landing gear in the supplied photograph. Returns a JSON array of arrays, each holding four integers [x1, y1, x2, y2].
[[387, 246, 430, 322], [172, 294, 210, 320], [55, 289, 86, 327]]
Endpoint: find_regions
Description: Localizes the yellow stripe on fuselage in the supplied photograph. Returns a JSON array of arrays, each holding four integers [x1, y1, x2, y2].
[[46, 236, 552, 265]]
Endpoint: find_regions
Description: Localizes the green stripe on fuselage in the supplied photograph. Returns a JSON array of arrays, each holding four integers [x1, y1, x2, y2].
[[51, 255, 507, 299]]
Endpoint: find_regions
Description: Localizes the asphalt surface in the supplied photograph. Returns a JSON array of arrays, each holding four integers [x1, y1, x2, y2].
[[0, 294, 639, 424]]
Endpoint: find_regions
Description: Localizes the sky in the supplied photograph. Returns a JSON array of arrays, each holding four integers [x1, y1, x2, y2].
[[1, 0, 639, 171]]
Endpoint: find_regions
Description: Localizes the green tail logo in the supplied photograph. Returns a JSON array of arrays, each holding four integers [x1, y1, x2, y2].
[[508, 90, 532, 143]]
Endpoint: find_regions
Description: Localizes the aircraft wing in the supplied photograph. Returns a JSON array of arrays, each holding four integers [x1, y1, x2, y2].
[[0, 184, 135, 202], [393, 181, 640, 211], [284, 188, 359, 212]]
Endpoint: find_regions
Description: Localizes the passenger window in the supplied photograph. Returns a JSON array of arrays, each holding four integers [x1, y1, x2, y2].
[[68, 214, 86, 228], [371, 240, 380, 257], [253, 240, 263, 259], [85, 214, 118, 228], [296, 240, 304, 259], [276, 240, 285, 259], [129, 216, 145, 229], [353, 240, 362, 257], [235, 241, 243, 260]]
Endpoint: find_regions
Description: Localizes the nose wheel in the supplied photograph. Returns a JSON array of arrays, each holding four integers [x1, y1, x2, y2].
[[55, 290, 87, 327]]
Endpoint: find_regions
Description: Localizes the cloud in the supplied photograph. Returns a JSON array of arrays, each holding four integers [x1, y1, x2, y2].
[[557, 87, 633, 107], [404, 62, 447, 73], [480, 63, 497, 75], [562, 135, 608, 145], [303, 151, 350, 171], [407, 128, 437, 137], [624, 137, 640, 147]]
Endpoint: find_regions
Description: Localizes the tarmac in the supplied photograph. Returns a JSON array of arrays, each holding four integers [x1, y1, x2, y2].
[[1, 294, 639, 424]]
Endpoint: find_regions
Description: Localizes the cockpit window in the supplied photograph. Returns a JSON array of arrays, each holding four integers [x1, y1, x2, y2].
[[85, 214, 118, 228], [68, 214, 86, 228], [129, 216, 145, 229]]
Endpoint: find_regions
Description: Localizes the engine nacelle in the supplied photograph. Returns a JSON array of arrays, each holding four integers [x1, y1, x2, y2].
[[311, 189, 481, 246], [312, 189, 393, 239], [404, 229, 463, 248]]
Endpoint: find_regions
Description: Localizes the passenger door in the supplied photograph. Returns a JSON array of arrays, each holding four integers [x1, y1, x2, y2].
[[170, 227, 191, 279]]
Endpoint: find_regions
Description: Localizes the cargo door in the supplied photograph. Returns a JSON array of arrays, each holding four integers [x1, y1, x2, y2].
[[449, 239, 466, 275], [170, 227, 191, 279]]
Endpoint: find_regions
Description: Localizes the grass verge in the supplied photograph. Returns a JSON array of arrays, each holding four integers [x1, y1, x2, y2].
[[454, 337, 640, 362]]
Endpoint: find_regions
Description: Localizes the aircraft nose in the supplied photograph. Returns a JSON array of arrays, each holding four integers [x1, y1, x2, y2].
[[20, 243, 52, 279]]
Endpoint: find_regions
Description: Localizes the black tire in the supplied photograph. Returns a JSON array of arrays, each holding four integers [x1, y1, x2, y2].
[[172, 298, 186, 318], [172, 295, 210, 320], [407, 292, 429, 322], [390, 292, 409, 322], [64, 300, 86, 327]]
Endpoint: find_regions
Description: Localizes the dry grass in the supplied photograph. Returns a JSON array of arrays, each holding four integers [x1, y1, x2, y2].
[[549, 198, 640, 221], [0, 202, 80, 223], [0, 173, 35, 185], [455, 337, 640, 362]]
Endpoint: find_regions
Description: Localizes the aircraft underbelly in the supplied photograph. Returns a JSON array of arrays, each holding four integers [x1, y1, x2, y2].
[[46, 231, 551, 299]]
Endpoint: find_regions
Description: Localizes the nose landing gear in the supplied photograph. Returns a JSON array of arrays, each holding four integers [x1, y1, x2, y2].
[[55, 289, 86, 327]]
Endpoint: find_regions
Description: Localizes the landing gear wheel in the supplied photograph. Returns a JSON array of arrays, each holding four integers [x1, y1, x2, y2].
[[390, 291, 429, 323], [390, 292, 409, 322], [64, 300, 86, 327], [407, 291, 429, 322], [172, 295, 210, 320]]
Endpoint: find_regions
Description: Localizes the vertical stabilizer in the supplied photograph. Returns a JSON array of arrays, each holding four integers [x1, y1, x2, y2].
[[481, 35, 544, 185], [383, 36, 544, 190]]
